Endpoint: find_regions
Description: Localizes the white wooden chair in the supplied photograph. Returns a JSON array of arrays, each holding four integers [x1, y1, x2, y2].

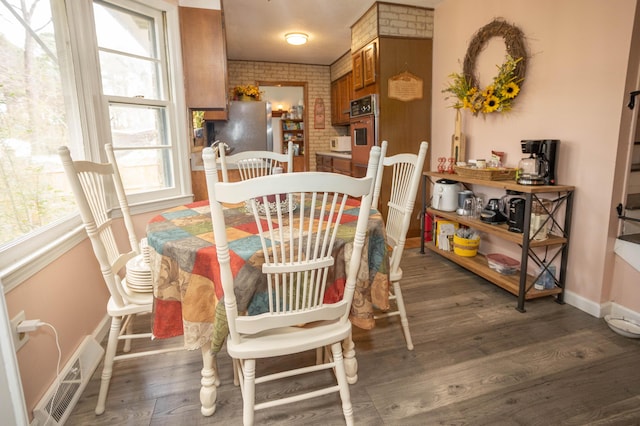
[[202, 145, 380, 426], [58, 144, 181, 415], [218, 141, 294, 182], [372, 140, 429, 350]]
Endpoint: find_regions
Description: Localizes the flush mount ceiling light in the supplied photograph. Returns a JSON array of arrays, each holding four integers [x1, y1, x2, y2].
[[285, 32, 308, 46]]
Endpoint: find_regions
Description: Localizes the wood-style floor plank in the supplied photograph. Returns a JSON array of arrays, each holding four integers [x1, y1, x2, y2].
[[65, 245, 640, 425]]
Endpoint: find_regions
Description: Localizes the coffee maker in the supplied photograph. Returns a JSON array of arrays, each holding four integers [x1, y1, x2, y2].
[[517, 140, 559, 185]]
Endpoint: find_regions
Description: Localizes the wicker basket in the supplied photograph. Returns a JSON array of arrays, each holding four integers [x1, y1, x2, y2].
[[453, 166, 517, 181]]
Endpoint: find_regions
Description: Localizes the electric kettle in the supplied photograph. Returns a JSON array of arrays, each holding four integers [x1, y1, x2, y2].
[[432, 179, 460, 212]]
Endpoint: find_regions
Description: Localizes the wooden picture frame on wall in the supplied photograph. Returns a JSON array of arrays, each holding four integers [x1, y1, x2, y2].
[[352, 51, 364, 90], [363, 42, 376, 87]]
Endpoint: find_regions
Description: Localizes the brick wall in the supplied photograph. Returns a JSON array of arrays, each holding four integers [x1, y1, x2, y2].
[[351, 3, 434, 52], [351, 5, 378, 52], [330, 51, 352, 82], [228, 60, 343, 170], [378, 3, 434, 38]]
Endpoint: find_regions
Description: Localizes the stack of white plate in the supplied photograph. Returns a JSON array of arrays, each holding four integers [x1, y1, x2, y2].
[[140, 237, 151, 264], [125, 255, 152, 293]]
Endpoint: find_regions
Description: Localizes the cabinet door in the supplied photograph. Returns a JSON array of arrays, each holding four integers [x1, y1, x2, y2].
[[331, 74, 352, 126], [180, 7, 227, 109], [352, 51, 364, 90], [338, 73, 352, 124], [331, 80, 341, 125], [332, 158, 352, 176], [363, 42, 376, 87]]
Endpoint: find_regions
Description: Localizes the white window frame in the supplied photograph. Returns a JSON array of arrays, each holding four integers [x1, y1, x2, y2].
[[0, 0, 192, 292]]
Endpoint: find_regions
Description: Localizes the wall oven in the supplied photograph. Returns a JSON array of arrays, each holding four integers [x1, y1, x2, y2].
[[350, 94, 379, 177]]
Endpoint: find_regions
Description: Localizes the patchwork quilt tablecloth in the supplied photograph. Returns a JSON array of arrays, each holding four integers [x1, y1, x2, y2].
[[147, 199, 389, 352]]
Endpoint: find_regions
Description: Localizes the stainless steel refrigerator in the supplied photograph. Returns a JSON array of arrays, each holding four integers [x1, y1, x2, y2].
[[210, 101, 272, 154]]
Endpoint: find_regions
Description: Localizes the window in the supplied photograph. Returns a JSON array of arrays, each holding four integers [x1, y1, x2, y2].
[[0, 0, 189, 290], [93, 0, 177, 197], [0, 0, 82, 246]]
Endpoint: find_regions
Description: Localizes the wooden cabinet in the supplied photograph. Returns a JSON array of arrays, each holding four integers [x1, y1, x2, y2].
[[179, 7, 228, 111], [331, 73, 352, 125], [352, 52, 364, 90], [316, 153, 352, 175], [421, 171, 575, 312], [352, 41, 377, 96], [282, 119, 305, 171], [363, 42, 376, 87]]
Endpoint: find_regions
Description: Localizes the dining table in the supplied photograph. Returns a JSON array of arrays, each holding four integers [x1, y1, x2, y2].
[[146, 197, 390, 416]]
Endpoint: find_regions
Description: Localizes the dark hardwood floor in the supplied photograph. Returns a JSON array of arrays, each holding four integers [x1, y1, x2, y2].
[[66, 246, 640, 425]]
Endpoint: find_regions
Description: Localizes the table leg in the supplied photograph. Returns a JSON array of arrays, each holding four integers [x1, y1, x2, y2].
[[200, 345, 217, 416], [343, 333, 358, 384]]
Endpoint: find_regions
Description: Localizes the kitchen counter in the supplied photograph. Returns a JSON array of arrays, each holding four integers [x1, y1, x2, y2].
[[316, 151, 352, 160]]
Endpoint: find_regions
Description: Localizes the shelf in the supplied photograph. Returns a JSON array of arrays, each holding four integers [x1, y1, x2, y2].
[[424, 171, 575, 193], [427, 208, 568, 247], [424, 243, 563, 300], [421, 171, 574, 312]]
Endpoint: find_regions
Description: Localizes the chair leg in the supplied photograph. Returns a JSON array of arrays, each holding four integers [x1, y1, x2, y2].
[[242, 359, 256, 426], [330, 342, 354, 426], [233, 358, 240, 386], [95, 316, 122, 415], [393, 281, 414, 350], [342, 333, 358, 384], [123, 314, 133, 353]]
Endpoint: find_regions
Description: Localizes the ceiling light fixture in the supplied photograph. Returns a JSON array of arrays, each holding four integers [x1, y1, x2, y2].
[[285, 32, 308, 46]]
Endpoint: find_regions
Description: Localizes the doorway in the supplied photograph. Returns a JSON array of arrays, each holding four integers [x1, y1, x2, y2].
[[258, 81, 308, 171]]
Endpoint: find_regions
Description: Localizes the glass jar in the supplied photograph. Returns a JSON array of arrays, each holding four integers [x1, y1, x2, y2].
[[529, 198, 552, 241]]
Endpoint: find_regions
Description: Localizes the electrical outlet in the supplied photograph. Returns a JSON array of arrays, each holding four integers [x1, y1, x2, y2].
[[10, 310, 29, 351]]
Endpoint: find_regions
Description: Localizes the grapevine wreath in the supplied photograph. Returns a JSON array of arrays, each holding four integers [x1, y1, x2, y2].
[[444, 18, 528, 115]]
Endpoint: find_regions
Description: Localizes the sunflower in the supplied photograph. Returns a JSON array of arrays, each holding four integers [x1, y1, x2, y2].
[[501, 82, 520, 99], [442, 55, 524, 116], [483, 95, 500, 113]]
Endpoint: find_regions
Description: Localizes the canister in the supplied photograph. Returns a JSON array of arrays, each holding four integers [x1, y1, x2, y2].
[[529, 198, 552, 241]]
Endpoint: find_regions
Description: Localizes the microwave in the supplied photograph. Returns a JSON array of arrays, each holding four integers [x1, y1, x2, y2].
[[330, 136, 351, 152]]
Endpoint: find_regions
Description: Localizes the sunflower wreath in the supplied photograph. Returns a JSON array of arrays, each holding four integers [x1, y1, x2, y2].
[[443, 18, 528, 116]]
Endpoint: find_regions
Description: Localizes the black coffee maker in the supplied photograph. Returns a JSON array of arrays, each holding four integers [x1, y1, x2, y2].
[[517, 140, 559, 185]]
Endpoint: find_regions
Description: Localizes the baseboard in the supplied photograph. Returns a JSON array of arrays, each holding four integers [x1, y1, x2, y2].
[[563, 289, 603, 318]]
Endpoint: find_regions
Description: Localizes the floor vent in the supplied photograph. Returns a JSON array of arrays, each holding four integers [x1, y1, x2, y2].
[[33, 336, 104, 426]]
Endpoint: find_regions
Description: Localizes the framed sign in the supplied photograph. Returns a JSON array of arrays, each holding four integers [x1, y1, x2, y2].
[[388, 71, 423, 102]]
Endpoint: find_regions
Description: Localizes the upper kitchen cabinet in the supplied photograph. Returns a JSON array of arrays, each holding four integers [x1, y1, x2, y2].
[[179, 7, 228, 114], [352, 41, 379, 98], [352, 51, 364, 91], [363, 42, 376, 87], [331, 72, 352, 126]]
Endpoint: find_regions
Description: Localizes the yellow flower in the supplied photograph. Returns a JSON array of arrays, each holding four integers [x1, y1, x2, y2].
[[483, 95, 500, 113], [501, 82, 520, 99], [233, 84, 262, 100], [442, 55, 523, 116], [482, 85, 495, 98]]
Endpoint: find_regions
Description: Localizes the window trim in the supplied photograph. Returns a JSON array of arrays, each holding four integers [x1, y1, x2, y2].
[[0, 0, 192, 293]]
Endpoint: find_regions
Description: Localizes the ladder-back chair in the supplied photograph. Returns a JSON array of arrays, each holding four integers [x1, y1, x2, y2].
[[372, 140, 428, 350], [202, 145, 380, 426], [58, 144, 181, 415], [218, 141, 294, 182]]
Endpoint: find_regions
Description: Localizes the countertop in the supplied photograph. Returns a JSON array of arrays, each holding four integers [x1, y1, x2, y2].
[[316, 151, 352, 160]]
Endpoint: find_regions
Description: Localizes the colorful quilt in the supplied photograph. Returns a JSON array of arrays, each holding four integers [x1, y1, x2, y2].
[[147, 199, 389, 352]]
